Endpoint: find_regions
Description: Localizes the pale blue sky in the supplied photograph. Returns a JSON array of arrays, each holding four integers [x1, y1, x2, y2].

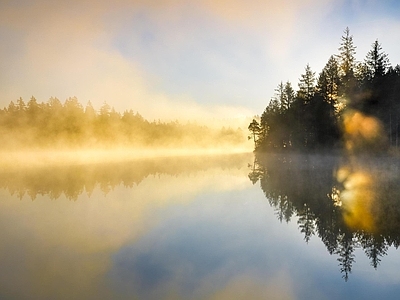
[[1, 0, 400, 123]]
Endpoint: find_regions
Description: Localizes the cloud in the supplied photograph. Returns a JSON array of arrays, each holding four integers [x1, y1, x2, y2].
[[209, 270, 295, 300], [1, 0, 400, 120], [0, 0, 259, 122]]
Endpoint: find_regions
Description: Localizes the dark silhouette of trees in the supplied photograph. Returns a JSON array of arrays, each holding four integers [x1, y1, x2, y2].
[[298, 203, 316, 243], [317, 55, 341, 117], [298, 64, 316, 103], [248, 119, 261, 147], [249, 153, 400, 281], [284, 81, 296, 110], [338, 27, 357, 99], [365, 39, 390, 81], [248, 28, 400, 278], [251, 27, 400, 153], [336, 232, 355, 282]]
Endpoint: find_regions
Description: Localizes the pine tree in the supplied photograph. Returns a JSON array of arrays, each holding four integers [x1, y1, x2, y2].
[[248, 118, 261, 147], [298, 64, 316, 102], [284, 81, 295, 109], [16, 97, 26, 111], [337, 27, 357, 97], [273, 81, 286, 110], [318, 55, 340, 115], [365, 39, 390, 81]]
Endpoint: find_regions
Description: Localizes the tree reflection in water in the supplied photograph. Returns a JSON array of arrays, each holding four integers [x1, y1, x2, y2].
[[0, 154, 247, 201], [3, 152, 400, 283], [249, 153, 400, 281]]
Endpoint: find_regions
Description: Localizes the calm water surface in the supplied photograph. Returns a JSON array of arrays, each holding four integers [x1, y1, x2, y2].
[[1, 153, 400, 299]]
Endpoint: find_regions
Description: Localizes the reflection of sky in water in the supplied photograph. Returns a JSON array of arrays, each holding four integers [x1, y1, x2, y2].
[[109, 188, 295, 299], [1, 155, 400, 299], [109, 186, 400, 300]]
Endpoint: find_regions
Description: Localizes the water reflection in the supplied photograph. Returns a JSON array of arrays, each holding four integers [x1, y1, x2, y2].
[[0, 154, 248, 201], [0, 153, 255, 300], [251, 153, 400, 281], [2, 152, 400, 298]]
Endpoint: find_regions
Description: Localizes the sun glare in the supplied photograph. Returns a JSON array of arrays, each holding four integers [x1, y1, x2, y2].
[[338, 168, 376, 232], [343, 110, 387, 153]]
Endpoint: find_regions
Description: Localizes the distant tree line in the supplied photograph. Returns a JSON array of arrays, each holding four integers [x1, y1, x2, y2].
[[249, 27, 400, 152], [0, 96, 245, 149]]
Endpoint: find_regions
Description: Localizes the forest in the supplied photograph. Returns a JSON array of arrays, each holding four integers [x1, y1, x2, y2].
[[0, 97, 245, 150], [249, 27, 400, 153]]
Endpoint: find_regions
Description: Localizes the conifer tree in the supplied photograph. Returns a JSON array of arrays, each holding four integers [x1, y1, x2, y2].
[[248, 119, 261, 147], [365, 39, 390, 81], [337, 27, 357, 97], [284, 81, 295, 109], [273, 81, 286, 110], [16, 97, 26, 111], [318, 55, 340, 115], [298, 64, 316, 102]]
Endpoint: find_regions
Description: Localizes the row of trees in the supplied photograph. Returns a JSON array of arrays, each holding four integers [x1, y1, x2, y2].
[[0, 96, 245, 149], [249, 27, 400, 152]]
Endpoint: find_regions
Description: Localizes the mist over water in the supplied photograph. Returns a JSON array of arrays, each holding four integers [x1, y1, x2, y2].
[[0, 97, 252, 155], [0, 153, 252, 201], [1, 151, 400, 299], [2, 0, 400, 298]]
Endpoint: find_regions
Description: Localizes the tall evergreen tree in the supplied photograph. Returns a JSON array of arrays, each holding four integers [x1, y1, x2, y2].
[[16, 97, 26, 111], [248, 119, 261, 147], [337, 27, 357, 98], [273, 81, 286, 110], [298, 64, 316, 102], [318, 55, 341, 115], [271, 81, 295, 111], [365, 39, 390, 81], [284, 81, 295, 109]]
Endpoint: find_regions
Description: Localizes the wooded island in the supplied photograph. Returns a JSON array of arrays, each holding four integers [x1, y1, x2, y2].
[[249, 28, 400, 153]]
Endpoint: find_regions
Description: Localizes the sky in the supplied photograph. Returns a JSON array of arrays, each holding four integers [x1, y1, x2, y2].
[[1, 0, 400, 123]]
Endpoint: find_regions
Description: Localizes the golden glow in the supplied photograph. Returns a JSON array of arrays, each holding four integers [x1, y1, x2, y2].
[[336, 165, 376, 232], [0, 155, 251, 299], [337, 109, 387, 232], [342, 110, 387, 153], [0, 0, 336, 120], [0, 147, 252, 170]]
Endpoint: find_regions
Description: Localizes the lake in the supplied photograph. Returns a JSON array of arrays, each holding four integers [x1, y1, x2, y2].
[[1, 152, 400, 299]]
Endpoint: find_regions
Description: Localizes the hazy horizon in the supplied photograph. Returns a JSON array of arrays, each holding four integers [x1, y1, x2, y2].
[[1, 0, 400, 122]]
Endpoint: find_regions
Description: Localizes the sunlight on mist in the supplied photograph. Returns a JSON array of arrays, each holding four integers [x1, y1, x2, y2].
[[0, 147, 252, 169], [342, 110, 387, 153], [0, 97, 253, 169], [337, 109, 388, 232]]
